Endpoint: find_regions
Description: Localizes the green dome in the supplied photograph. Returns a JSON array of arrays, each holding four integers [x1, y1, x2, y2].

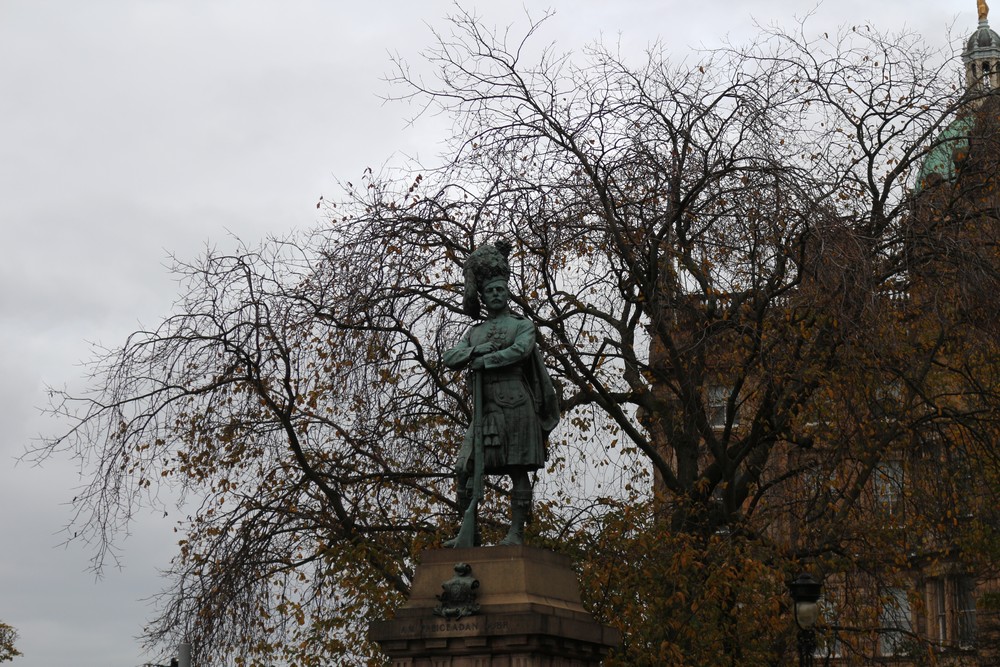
[[916, 116, 974, 190]]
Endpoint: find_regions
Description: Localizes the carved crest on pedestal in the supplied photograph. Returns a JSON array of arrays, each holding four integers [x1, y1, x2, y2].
[[433, 562, 480, 618]]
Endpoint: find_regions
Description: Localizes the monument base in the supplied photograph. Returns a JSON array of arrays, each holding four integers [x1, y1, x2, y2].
[[369, 545, 619, 667]]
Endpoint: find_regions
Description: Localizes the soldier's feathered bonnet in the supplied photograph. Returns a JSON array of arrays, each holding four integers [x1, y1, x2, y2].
[[462, 240, 512, 318]]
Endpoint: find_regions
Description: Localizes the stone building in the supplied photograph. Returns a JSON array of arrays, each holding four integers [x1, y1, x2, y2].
[[812, 5, 1000, 663], [643, 4, 1000, 663]]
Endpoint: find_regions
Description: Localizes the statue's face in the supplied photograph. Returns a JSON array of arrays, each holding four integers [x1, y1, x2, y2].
[[481, 281, 509, 313]]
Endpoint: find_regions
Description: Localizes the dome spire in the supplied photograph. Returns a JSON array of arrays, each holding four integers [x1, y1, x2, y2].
[[965, 1, 1000, 90]]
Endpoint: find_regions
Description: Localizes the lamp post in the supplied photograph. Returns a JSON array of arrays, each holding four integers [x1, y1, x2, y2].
[[177, 642, 192, 667], [789, 573, 822, 667], [142, 642, 191, 667]]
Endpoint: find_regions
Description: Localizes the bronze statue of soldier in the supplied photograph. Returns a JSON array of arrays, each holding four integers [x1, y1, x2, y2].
[[442, 241, 559, 547]]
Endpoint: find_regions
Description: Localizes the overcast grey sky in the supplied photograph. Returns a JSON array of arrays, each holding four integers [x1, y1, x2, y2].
[[0, 1, 971, 665]]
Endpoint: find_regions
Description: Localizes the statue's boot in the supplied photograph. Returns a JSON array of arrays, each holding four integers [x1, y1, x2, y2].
[[499, 489, 531, 546], [443, 484, 481, 548]]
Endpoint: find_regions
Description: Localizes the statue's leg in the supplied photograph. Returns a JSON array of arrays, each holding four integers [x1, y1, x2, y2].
[[443, 468, 480, 547], [499, 470, 531, 546]]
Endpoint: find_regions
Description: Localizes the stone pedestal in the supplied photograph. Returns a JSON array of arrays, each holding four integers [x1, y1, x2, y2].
[[369, 545, 619, 667]]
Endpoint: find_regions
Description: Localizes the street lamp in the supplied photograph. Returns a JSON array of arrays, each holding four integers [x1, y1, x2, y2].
[[789, 573, 822, 667]]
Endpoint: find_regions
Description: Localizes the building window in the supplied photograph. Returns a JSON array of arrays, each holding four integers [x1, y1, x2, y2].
[[928, 575, 977, 649], [707, 385, 737, 429], [933, 578, 947, 644], [956, 576, 977, 649], [879, 587, 913, 656], [814, 595, 842, 659], [872, 461, 904, 516]]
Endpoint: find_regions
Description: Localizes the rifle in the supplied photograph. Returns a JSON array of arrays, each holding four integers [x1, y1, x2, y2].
[[452, 369, 483, 548]]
